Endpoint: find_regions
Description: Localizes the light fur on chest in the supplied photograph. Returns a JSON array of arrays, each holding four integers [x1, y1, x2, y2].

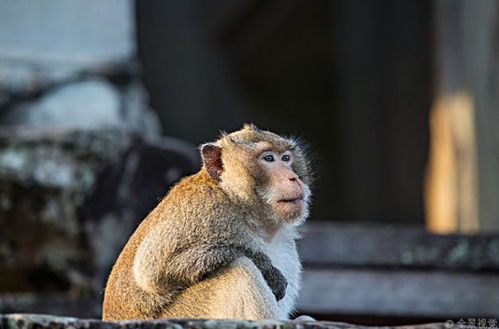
[[261, 226, 302, 319]]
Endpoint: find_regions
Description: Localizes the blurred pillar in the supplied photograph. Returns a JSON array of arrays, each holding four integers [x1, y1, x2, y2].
[[426, 0, 499, 233], [335, 0, 431, 223], [135, 0, 248, 144]]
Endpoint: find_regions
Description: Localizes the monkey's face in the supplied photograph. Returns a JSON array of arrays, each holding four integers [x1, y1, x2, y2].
[[202, 124, 312, 226], [255, 148, 311, 225]]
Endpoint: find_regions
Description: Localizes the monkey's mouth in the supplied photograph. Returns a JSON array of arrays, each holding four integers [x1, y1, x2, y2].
[[278, 196, 304, 203]]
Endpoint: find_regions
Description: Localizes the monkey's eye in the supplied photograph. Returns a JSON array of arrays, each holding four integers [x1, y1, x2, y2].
[[282, 154, 290, 162], [263, 154, 275, 162]]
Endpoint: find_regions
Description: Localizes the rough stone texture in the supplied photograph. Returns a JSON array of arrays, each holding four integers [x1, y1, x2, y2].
[[299, 268, 499, 318], [2, 80, 122, 129], [120, 82, 162, 139], [297, 222, 499, 319], [0, 128, 199, 296], [299, 222, 499, 271], [0, 314, 448, 329], [0, 0, 161, 137]]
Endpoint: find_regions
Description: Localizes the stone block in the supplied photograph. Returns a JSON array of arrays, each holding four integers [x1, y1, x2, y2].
[[2, 80, 121, 129], [0, 128, 199, 295]]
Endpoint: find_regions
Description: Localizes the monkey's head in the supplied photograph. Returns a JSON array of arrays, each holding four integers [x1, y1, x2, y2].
[[201, 124, 312, 228]]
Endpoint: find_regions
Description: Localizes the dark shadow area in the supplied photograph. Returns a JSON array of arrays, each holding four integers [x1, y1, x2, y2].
[[135, 0, 431, 223]]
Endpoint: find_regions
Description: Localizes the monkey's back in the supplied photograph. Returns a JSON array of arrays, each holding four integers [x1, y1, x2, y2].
[[102, 216, 158, 320], [102, 189, 173, 320], [102, 170, 244, 320]]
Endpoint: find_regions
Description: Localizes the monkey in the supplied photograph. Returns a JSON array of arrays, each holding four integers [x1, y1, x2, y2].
[[102, 124, 312, 321]]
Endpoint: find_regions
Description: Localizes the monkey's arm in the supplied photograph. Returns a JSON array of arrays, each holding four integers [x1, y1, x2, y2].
[[133, 229, 248, 297], [243, 250, 288, 301], [133, 230, 286, 302]]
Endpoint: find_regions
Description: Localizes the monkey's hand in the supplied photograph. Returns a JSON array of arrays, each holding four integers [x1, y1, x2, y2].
[[244, 250, 288, 301], [261, 263, 288, 301]]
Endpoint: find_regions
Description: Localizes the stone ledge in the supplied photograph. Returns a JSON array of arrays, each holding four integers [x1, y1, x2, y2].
[[299, 222, 499, 271], [0, 314, 447, 329]]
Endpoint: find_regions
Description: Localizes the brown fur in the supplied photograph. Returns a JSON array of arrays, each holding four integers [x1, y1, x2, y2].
[[102, 125, 312, 320]]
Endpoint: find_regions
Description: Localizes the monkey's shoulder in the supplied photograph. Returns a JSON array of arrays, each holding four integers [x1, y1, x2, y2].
[[147, 171, 235, 227], [167, 172, 230, 205]]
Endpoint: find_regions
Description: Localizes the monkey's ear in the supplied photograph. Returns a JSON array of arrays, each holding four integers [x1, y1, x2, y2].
[[201, 143, 223, 181], [242, 123, 261, 132]]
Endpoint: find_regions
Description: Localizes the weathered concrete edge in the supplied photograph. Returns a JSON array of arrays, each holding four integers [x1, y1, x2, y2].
[[0, 314, 447, 329]]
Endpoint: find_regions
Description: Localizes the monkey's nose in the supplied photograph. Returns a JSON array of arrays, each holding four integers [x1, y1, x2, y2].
[[288, 172, 299, 182]]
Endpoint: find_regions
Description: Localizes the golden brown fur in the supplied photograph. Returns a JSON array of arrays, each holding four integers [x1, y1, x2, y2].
[[102, 124, 312, 320]]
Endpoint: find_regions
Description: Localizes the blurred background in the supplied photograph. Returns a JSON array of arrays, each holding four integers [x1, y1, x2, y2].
[[0, 0, 498, 325]]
